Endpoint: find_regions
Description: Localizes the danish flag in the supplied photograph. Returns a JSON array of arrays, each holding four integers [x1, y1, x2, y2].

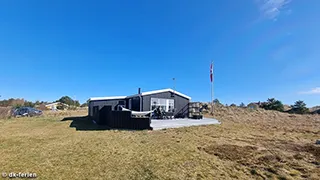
[[210, 62, 213, 83]]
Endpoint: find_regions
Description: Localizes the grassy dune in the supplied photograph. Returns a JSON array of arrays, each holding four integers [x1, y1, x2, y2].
[[0, 108, 319, 180]]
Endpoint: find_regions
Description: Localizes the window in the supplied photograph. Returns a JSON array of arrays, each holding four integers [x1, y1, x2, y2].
[[119, 100, 125, 105], [151, 98, 174, 112]]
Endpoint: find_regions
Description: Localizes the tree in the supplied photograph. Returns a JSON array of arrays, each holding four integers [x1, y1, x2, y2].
[[57, 96, 74, 106], [0, 99, 9, 107], [34, 101, 41, 105], [0, 98, 25, 107], [74, 100, 80, 107], [230, 104, 237, 107], [290, 100, 309, 114], [213, 99, 221, 105], [80, 102, 88, 107], [80, 99, 90, 107], [57, 96, 80, 107], [24, 101, 35, 107], [261, 98, 284, 112], [239, 102, 246, 108]]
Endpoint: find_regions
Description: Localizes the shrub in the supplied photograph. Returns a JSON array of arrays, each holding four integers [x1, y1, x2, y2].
[[239, 103, 246, 108], [213, 99, 221, 105], [0, 98, 24, 107], [80, 103, 88, 107], [289, 100, 309, 114], [23, 101, 35, 107], [57, 96, 80, 107], [261, 98, 284, 112]]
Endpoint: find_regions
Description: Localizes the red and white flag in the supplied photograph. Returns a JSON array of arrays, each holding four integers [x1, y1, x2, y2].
[[210, 62, 214, 82]]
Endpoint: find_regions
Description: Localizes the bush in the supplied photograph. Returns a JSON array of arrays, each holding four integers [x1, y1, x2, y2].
[[261, 98, 284, 112], [80, 103, 88, 107], [0, 98, 24, 107], [289, 100, 309, 114], [239, 103, 246, 108], [24, 101, 35, 107], [0, 98, 42, 108], [213, 99, 221, 105], [57, 96, 80, 107]]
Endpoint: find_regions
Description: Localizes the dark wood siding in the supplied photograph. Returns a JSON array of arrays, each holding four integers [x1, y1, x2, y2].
[[141, 92, 189, 117], [89, 99, 126, 117], [130, 97, 141, 111]]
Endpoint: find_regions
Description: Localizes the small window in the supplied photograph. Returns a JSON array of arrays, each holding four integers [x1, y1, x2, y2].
[[119, 100, 125, 105]]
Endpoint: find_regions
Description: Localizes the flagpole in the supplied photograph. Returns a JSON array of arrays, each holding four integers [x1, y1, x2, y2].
[[211, 61, 214, 115]]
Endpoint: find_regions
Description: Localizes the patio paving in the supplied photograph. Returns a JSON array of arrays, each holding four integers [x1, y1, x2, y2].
[[151, 118, 221, 130]]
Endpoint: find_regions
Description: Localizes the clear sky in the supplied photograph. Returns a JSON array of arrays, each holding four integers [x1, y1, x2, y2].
[[0, 0, 319, 107]]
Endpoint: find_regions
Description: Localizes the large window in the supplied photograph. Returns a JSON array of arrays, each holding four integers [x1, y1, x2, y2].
[[151, 98, 174, 112]]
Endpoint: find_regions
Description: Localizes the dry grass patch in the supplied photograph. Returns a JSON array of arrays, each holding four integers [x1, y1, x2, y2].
[[0, 107, 13, 119], [43, 109, 87, 117], [0, 107, 320, 179]]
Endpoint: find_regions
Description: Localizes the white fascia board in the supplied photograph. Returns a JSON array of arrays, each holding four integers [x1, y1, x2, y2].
[[89, 96, 127, 101], [127, 89, 191, 100], [89, 89, 191, 101]]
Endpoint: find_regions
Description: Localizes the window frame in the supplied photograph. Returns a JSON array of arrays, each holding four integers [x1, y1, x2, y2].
[[150, 98, 174, 112]]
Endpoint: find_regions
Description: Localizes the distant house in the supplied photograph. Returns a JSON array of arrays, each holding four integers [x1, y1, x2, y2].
[[45, 102, 69, 110], [310, 106, 320, 114], [312, 109, 320, 114], [247, 102, 260, 110], [283, 105, 291, 111]]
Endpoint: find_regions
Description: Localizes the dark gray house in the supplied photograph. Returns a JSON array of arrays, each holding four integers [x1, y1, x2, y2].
[[88, 88, 191, 119]]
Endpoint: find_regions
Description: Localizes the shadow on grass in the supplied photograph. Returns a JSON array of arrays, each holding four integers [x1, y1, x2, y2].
[[61, 116, 111, 131]]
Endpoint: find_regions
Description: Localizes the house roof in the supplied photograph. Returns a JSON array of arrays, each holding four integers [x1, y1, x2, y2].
[[45, 102, 69, 106], [127, 88, 191, 100], [89, 88, 191, 101], [45, 102, 60, 106]]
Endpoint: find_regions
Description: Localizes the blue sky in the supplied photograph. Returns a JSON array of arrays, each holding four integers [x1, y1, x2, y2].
[[0, 0, 319, 107]]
